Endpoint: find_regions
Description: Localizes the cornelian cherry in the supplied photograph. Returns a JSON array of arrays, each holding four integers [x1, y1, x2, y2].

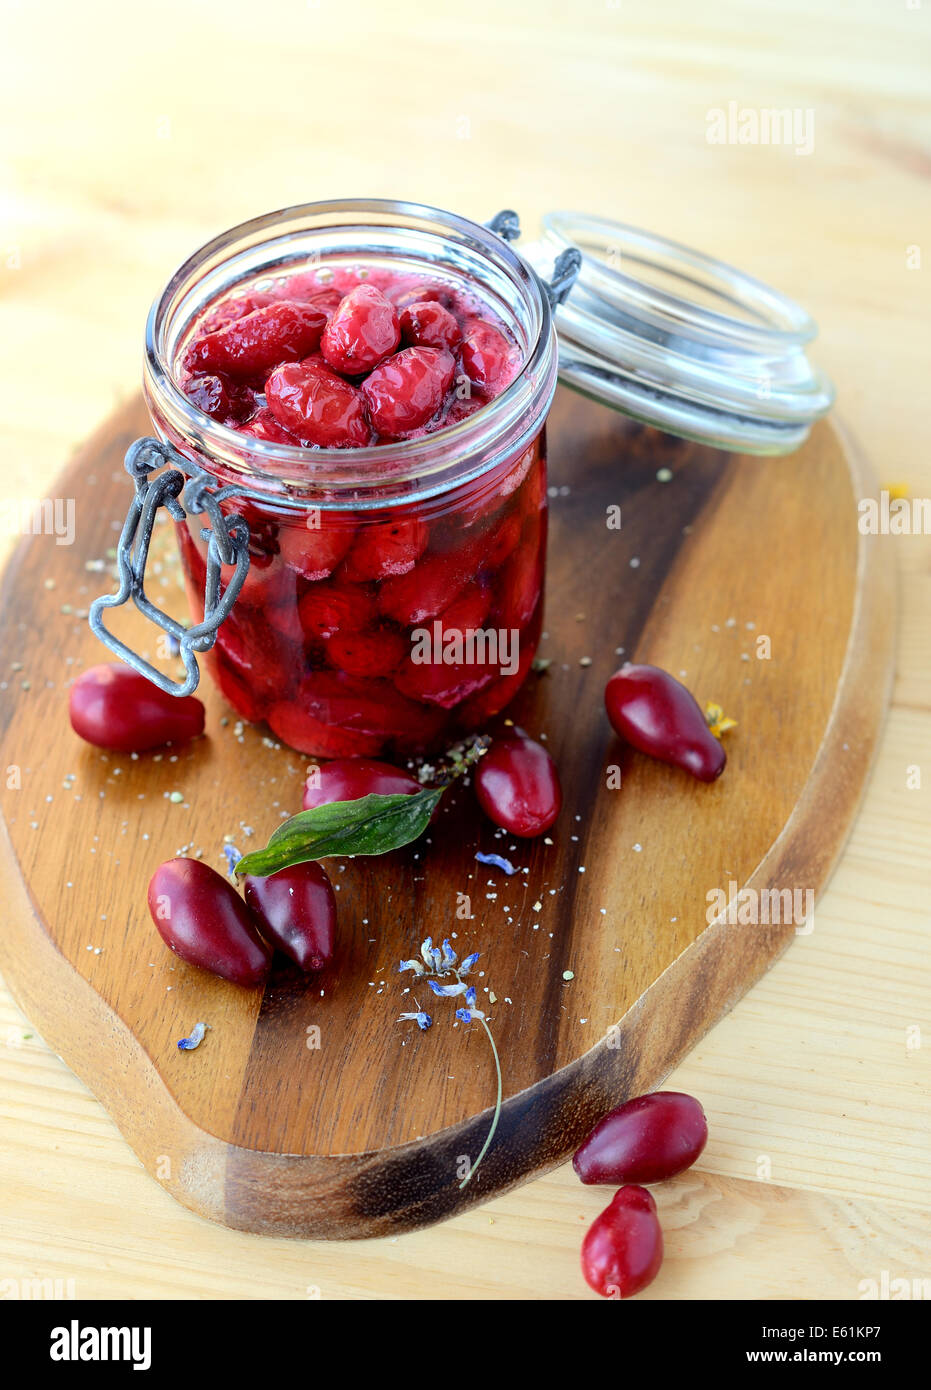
[[573, 1091, 708, 1185], [362, 347, 456, 437], [187, 301, 326, 380], [302, 757, 421, 811], [474, 729, 561, 837], [69, 665, 205, 752], [242, 862, 337, 972], [581, 1186, 664, 1299], [604, 664, 726, 782], [147, 858, 271, 988], [266, 358, 371, 448], [321, 283, 400, 374], [400, 300, 462, 350]]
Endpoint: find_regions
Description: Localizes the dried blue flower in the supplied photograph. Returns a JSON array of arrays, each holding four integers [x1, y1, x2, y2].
[[396, 934, 499, 1192], [398, 1010, 433, 1031], [222, 844, 242, 877], [428, 979, 468, 997], [177, 1022, 208, 1051], [475, 851, 517, 875], [456, 1006, 486, 1023]]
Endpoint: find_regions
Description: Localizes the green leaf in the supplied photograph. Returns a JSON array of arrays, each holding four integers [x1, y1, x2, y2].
[[234, 788, 445, 878]]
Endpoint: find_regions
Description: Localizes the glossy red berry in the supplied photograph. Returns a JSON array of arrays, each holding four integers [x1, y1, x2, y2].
[[242, 862, 337, 971], [604, 664, 726, 782], [573, 1092, 708, 1185], [581, 1186, 664, 1299], [325, 624, 408, 677], [302, 757, 421, 811], [69, 665, 205, 752], [187, 301, 326, 380], [390, 281, 454, 311], [276, 514, 357, 582], [297, 581, 377, 639], [460, 319, 516, 394], [147, 858, 272, 988], [182, 373, 254, 424], [321, 283, 400, 374], [377, 552, 470, 626], [341, 517, 429, 581], [400, 300, 462, 351], [474, 729, 561, 837], [239, 407, 304, 445], [266, 358, 371, 448], [362, 347, 456, 437]]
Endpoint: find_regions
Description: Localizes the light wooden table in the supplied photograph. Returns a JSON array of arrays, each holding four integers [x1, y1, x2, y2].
[[1, 0, 928, 1299]]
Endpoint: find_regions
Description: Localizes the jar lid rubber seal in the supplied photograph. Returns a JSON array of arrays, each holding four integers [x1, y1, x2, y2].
[[519, 211, 835, 455]]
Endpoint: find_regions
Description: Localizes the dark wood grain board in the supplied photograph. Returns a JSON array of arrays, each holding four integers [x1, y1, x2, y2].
[[0, 388, 894, 1237]]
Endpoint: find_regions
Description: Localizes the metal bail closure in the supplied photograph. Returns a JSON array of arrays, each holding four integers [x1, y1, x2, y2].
[[487, 209, 582, 310], [88, 437, 251, 697]]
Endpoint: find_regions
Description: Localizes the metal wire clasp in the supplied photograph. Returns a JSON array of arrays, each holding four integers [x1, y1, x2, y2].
[[88, 437, 251, 697], [486, 209, 582, 309]]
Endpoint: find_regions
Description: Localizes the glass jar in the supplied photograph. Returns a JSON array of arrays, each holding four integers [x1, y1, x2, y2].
[[142, 201, 559, 758]]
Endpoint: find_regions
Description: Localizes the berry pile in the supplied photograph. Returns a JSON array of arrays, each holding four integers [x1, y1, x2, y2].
[[178, 265, 522, 447], [173, 265, 542, 758]]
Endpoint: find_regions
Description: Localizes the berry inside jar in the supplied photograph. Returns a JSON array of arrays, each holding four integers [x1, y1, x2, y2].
[[168, 257, 549, 758]]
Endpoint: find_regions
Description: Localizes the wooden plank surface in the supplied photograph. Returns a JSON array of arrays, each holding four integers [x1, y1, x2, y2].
[[0, 395, 894, 1238], [1, 0, 929, 1296]]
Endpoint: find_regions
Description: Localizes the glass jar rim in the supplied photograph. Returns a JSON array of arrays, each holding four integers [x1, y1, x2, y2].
[[143, 199, 557, 502]]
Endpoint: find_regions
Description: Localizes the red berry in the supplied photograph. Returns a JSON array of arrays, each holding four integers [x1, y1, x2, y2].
[[460, 319, 517, 394], [494, 546, 543, 627], [266, 358, 371, 448], [390, 281, 454, 311], [454, 639, 536, 726], [341, 517, 429, 581], [298, 581, 376, 640], [441, 394, 485, 428], [474, 729, 561, 837], [197, 291, 277, 336], [69, 665, 205, 752], [267, 702, 384, 758], [581, 1187, 664, 1299], [482, 511, 524, 571], [147, 858, 272, 988], [573, 1092, 708, 1185], [393, 584, 497, 706], [377, 552, 470, 626], [325, 624, 408, 677], [276, 514, 357, 582], [296, 670, 425, 738], [362, 347, 456, 437], [216, 602, 300, 701], [436, 584, 492, 634], [240, 407, 305, 445], [400, 300, 462, 351], [182, 373, 254, 424], [186, 301, 326, 380], [321, 283, 400, 374], [395, 658, 497, 709], [302, 757, 421, 811], [242, 862, 337, 972], [604, 664, 726, 782], [210, 650, 268, 724]]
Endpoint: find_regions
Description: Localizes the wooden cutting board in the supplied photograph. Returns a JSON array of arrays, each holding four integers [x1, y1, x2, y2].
[[0, 389, 893, 1239]]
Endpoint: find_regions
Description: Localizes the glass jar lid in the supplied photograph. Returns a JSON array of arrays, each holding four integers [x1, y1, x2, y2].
[[520, 211, 835, 455]]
